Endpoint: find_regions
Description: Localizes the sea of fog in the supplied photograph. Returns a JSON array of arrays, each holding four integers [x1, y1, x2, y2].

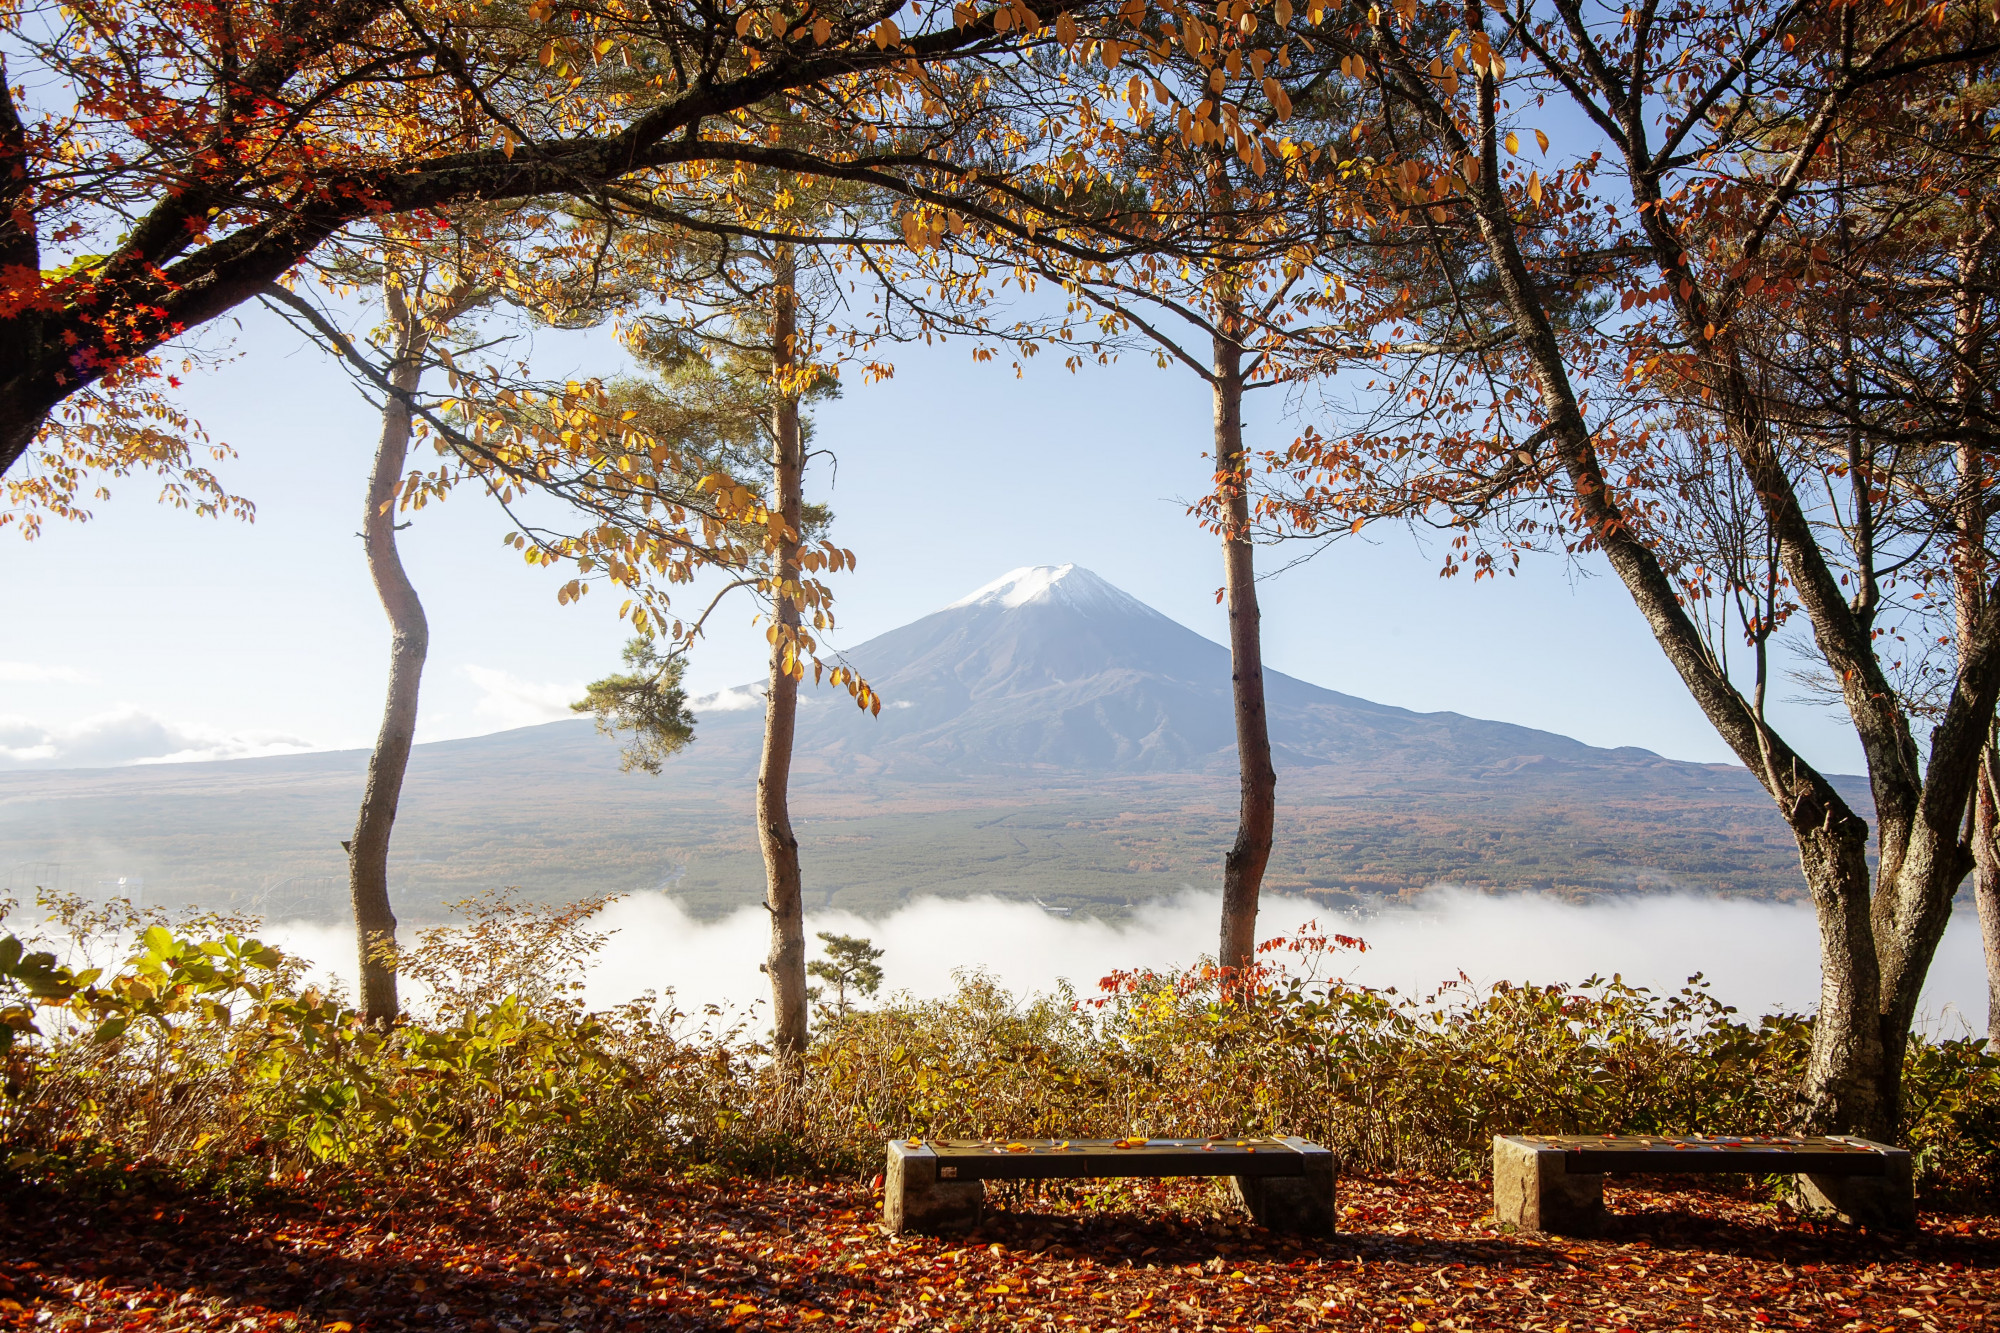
[[261, 887, 1995, 1038]]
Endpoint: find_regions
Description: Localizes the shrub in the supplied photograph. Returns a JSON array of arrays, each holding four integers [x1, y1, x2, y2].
[[0, 897, 1993, 1203]]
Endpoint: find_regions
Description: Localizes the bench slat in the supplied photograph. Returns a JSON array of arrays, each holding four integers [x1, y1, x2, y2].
[[1506, 1135, 1890, 1178], [923, 1138, 1310, 1182]]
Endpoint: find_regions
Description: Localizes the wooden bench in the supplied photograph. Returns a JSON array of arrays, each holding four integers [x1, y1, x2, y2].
[[884, 1136, 1336, 1237], [1494, 1134, 1914, 1235]]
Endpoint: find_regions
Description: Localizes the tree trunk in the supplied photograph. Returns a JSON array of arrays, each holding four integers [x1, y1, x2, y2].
[[1978, 757, 2000, 1047], [759, 248, 810, 1069], [1794, 824, 1892, 1134], [1953, 223, 2000, 1052], [347, 321, 429, 1027], [1213, 328, 1275, 975], [1440, 20, 2000, 1137]]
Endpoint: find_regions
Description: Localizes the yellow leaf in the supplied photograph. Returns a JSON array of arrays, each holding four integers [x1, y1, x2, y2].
[[1527, 169, 1542, 203], [731, 1305, 755, 1316], [1504, 130, 1519, 154], [1535, 127, 1550, 153]]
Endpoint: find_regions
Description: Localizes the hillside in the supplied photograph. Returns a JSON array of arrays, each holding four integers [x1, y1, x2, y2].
[[0, 565, 1834, 921]]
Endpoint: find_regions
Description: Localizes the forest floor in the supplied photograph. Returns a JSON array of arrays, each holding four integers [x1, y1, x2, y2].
[[0, 1169, 1991, 1333]]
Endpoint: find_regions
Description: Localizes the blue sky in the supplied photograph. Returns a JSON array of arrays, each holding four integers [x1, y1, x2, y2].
[[0, 298, 1866, 774]]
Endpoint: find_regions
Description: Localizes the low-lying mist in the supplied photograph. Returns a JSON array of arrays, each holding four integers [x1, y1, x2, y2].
[[264, 887, 1993, 1037]]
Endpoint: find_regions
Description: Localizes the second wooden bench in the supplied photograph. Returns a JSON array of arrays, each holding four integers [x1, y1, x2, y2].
[[1494, 1133, 1914, 1234]]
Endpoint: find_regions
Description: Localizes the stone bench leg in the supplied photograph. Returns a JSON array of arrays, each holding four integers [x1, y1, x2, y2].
[[883, 1141, 982, 1235], [1493, 1136, 1605, 1237], [1789, 1138, 1916, 1232], [1230, 1138, 1337, 1237]]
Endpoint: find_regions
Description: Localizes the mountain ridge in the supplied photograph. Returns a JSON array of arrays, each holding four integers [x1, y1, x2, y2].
[[0, 564, 1837, 919], [674, 563, 1696, 777]]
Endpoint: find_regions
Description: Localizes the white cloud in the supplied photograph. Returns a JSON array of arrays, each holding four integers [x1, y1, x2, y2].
[[464, 665, 584, 730], [0, 660, 95, 685], [263, 888, 1990, 1039], [694, 686, 764, 713], [0, 707, 315, 769]]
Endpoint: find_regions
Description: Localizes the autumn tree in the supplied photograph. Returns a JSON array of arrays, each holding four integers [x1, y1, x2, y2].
[[548, 126, 879, 1067], [1694, 74, 2000, 1046], [1714, 100, 2000, 1050], [335, 255, 479, 1025], [955, 3, 1422, 972], [0, 0, 1193, 492], [259, 201, 683, 1024], [259, 219, 519, 1023], [1263, 0, 2000, 1134], [263, 198, 831, 1020]]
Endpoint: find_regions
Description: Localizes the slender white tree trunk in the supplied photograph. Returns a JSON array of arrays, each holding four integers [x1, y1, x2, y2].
[[1213, 323, 1274, 975], [759, 248, 810, 1068], [348, 294, 430, 1026]]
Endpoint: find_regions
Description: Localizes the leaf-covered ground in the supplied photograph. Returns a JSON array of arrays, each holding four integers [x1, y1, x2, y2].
[[0, 1170, 1992, 1332]]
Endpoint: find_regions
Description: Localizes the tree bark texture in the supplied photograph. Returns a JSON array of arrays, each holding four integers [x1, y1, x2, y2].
[[1432, 4, 2000, 1136], [759, 250, 810, 1068], [1955, 224, 2000, 1051], [347, 293, 431, 1027], [1978, 761, 2000, 1047], [1213, 328, 1275, 976]]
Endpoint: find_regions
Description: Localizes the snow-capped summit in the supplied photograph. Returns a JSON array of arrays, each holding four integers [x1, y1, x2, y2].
[[946, 564, 1157, 618], [679, 562, 1622, 778]]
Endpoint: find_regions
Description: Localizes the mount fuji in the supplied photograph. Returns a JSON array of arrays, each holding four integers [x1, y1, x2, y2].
[[0, 564, 1829, 919], [685, 563, 1680, 781]]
